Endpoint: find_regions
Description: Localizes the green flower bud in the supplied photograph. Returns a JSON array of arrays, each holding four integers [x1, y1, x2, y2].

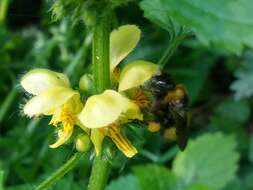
[[79, 74, 93, 92], [75, 134, 91, 152]]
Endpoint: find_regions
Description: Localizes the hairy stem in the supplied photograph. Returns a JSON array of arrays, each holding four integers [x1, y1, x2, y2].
[[35, 152, 85, 190], [88, 155, 111, 190], [92, 11, 110, 93], [88, 9, 111, 190]]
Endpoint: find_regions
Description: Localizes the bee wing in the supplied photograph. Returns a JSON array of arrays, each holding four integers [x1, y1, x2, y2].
[[173, 110, 189, 150]]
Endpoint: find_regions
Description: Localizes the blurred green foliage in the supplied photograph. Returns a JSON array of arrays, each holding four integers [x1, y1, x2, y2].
[[1, 0, 253, 190]]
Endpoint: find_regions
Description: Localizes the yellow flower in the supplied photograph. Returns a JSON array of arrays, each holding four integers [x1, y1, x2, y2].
[[21, 69, 83, 148], [110, 25, 159, 92], [78, 90, 140, 157], [78, 25, 159, 157]]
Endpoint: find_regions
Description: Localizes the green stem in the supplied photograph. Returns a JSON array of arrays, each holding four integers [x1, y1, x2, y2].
[[88, 9, 111, 190], [158, 34, 186, 68], [0, 0, 9, 25], [35, 152, 84, 190], [88, 155, 111, 190], [92, 12, 110, 93]]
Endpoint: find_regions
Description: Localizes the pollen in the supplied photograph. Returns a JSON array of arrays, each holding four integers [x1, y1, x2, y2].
[[100, 123, 138, 158]]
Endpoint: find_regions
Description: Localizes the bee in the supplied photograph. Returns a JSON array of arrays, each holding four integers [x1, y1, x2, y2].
[[144, 73, 190, 150]]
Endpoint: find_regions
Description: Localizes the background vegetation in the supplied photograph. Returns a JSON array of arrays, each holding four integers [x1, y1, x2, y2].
[[0, 0, 253, 189]]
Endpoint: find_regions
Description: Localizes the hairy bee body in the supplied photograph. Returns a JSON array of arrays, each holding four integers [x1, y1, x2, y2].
[[145, 73, 189, 150]]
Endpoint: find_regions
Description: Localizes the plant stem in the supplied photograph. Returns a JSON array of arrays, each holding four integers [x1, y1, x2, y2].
[[92, 11, 110, 93], [88, 155, 111, 190], [35, 152, 84, 190], [158, 34, 186, 68], [88, 9, 111, 190], [0, 0, 9, 25]]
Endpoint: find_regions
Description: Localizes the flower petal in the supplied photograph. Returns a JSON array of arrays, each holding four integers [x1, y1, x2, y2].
[[110, 25, 141, 72], [49, 123, 73, 148], [21, 69, 70, 95], [104, 123, 138, 158], [23, 87, 78, 117], [118, 60, 159, 91], [121, 101, 143, 123], [78, 90, 129, 128]]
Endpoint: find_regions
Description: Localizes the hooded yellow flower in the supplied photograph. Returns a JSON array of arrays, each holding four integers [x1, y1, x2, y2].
[[21, 69, 83, 148], [78, 25, 159, 158], [110, 25, 159, 92], [78, 90, 140, 157]]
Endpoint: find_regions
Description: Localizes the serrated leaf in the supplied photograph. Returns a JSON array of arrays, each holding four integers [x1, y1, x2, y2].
[[173, 133, 239, 189], [140, 0, 179, 33], [133, 164, 180, 190], [154, 0, 253, 54], [106, 175, 139, 190]]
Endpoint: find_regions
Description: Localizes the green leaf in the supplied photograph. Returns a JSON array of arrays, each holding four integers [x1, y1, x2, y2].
[[156, 0, 253, 54], [173, 133, 239, 189], [133, 164, 180, 190], [208, 98, 250, 152], [139, 0, 179, 33], [214, 98, 250, 123], [223, 178, 244, 190], [106, 175, 139, 190], [230, 60, 253, 100], [208, 116, 249, 153]]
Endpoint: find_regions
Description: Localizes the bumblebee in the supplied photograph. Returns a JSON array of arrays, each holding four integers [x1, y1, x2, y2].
[[144, 73, 189, 150]]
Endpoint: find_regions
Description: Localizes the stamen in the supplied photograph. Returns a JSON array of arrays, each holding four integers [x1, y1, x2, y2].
[[102, 123, 137, 158], [49, 123, 73, 148]]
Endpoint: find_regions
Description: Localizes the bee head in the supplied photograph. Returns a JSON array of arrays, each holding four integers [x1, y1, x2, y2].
[[145, 74, 176, 98]]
